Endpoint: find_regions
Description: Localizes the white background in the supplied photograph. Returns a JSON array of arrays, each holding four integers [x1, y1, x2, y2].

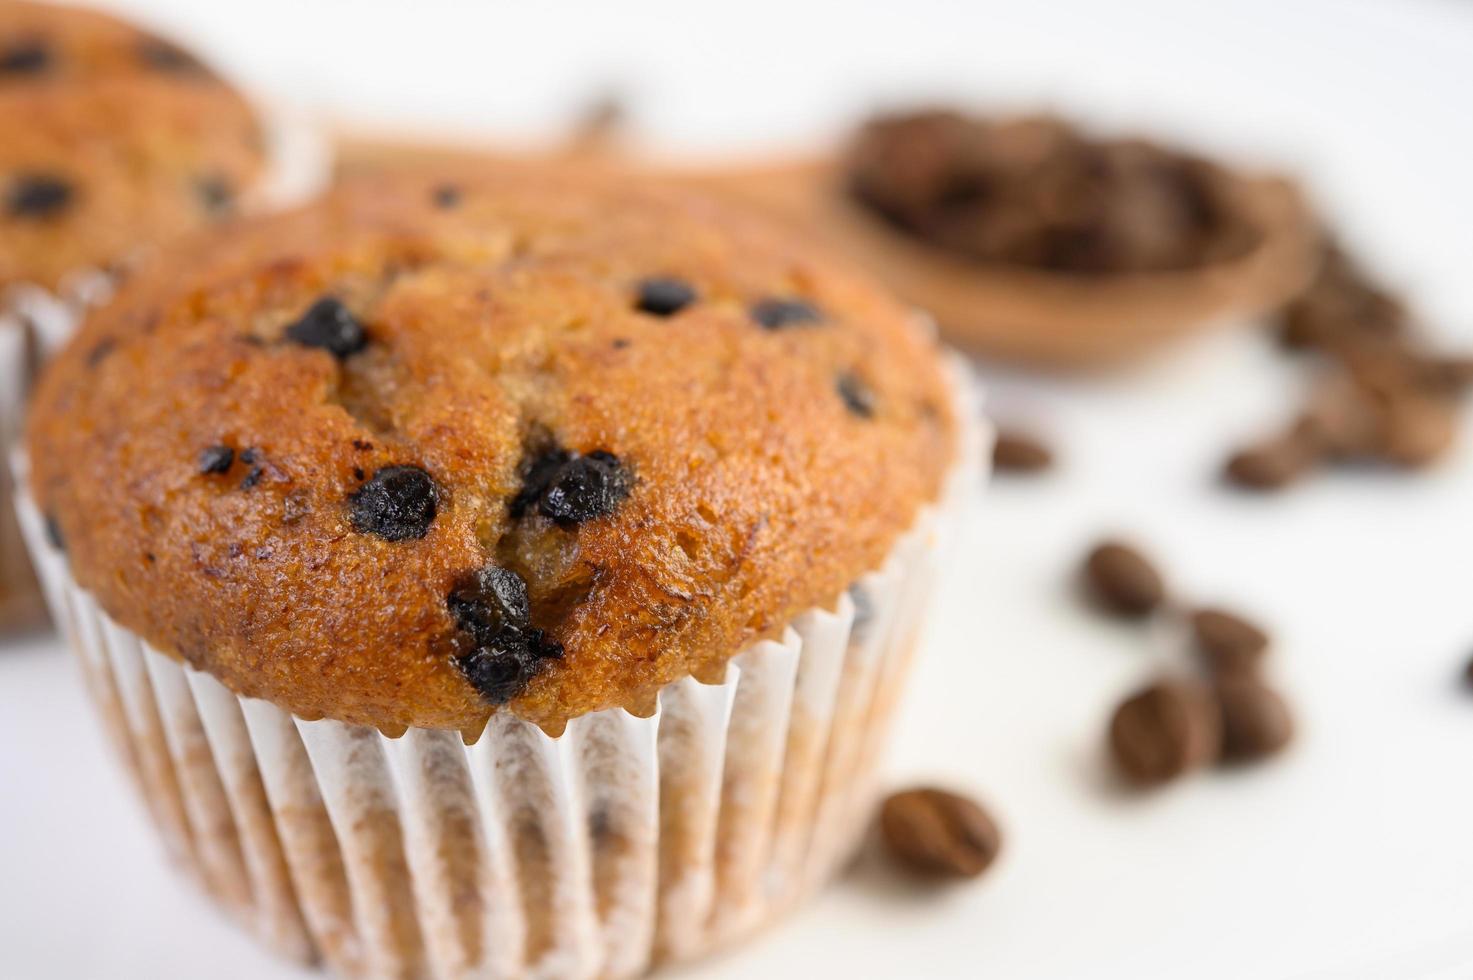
[[2, 1, 1472, 977]]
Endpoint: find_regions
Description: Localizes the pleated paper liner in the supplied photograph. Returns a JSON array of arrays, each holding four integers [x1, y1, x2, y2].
[[0, 106, 330, 633], [13, 357, 985, 978]]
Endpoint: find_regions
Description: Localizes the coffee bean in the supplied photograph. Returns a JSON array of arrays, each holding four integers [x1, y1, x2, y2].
[[197, 445, 235, 475], [635, 277, 697, 317], [0, 41, 50, 75], [1223, 429, 1320, 491], [1191, 608, 1269, 676], [750, 297, 824, 330], [879, 787, 1001, 879], [1109, 678, 1221, 786], [1376, 390, 1457, 468], [284, 297, 367, 358], [836, 372, 876, 418], [1214, 677, 1293, 762], [348, 465, 439, 541], [1083, 540, 1165, 617], [7, 173, 73, 219], [992, 429, 1053, 473]]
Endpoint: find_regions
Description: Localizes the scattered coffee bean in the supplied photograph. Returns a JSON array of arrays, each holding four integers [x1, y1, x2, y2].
[[635, 277, 697, 317], [7, 173, 73, 219], [512, 447, 630, 527], [431, 183, 461, 209], [0, 41, 50, 75], [284, 297, 367, 358], [1214, 677, 1294, 762], [836, 372, 876, 418], [750, 297, 824, 330], [1109, 678, 1221, 786], [1191, 608, 1269, 676], [1083, 540, 1165, 617], [879, 787, 1001, 879], [197, 445, 235, 475], [992, 429, 1053, 473], [348, 465, 439, 541], [447, 565, 563, 704]]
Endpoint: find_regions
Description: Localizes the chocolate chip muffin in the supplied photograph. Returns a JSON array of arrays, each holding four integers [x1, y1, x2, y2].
[[0, 0, 266, 291], [19, 166, 980, 976]]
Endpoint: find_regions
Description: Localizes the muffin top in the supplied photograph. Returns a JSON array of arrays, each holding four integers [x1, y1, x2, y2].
[[0, 1, 265, 291], [27, 167, 960, 735]]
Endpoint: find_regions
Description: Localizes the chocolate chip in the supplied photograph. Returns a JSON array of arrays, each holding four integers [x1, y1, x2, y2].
[[1083, 540, 1165, 617], [992, 430, 1053, 473], [138, 39, 208, 75], [635, 277, 697, 317], [86, 338, 117, 367], [0, 41, 50, 75], [879, 787, 1002, 879], [1109, 678, 1221, 786], [448, 566, 563, 704], [284, 297, 367, 358], [750, 297, 823, 330], [431, 184, 461, 209], [197, 445, 235, 475], [836, 372, 875, 418], [196, 175, 235, 216], [348, 465, 439, 541], [7, 173, 73, 219], [1213, 677, 1293, 762], [1191, 608, 1269, 676], [43, 514, 64, 552], [512, 448, 631, 527]]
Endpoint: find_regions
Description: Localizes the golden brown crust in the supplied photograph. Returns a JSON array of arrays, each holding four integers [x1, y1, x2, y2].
[[28, 167, 958, 734], [0, 1, 265, 290]]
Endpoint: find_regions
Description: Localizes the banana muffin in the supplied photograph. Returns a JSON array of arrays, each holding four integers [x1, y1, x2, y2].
[[0, 0, 266, 290], [20, 166, 980, 976], [1, 0, 279, 630]]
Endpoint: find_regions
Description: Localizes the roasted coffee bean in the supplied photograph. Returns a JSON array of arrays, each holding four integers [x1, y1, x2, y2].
[[197, 445, 235, 475], [448, 566, 563, 704], [879, 787, 1001, 879], [1191, 608, 1269, 675], [1377, 390, 1457, 468], [836, 372, 876, 418], [1083, 540, 1165, 617], [1214, 677, 1293, 762], [348, 465, 439, 541], [750, 297, 824, 330], [635, 277, 697, 317], [512, 447, 630, 527], [284, 297, 367, 358], [0, 41, 50, 75], [7, 173, 73, 219], [1223, 430, 1319, 491], [992, 430, 1053, 473], [1109, 678, 1221, 786]]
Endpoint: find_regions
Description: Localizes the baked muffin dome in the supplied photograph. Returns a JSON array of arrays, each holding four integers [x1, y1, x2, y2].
[[26, 167, 960, 734], [0, 1, 265, 290]]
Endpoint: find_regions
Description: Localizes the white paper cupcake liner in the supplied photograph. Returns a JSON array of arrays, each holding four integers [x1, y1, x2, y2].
[[0, 105, 330, 631], [12, 357, 986, 978]]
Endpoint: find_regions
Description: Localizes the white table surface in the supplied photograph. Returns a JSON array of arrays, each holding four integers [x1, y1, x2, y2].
[[3, 1, 1472, 977]]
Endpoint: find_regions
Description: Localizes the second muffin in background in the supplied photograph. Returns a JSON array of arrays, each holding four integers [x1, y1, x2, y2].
[[20, 165, 983, 977]]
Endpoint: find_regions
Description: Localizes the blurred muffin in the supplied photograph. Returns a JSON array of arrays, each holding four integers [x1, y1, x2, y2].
[[0, 1, 303, 630], [20, 167, 980, 976]]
